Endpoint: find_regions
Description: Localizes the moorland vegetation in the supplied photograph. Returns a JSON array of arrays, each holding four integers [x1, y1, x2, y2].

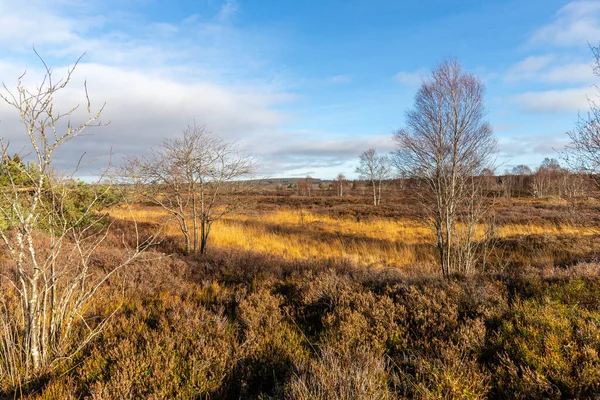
[[2, 51, 600, 399]]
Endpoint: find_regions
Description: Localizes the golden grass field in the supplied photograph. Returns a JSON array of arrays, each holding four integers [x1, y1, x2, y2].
[[109, 203, 597, 269]]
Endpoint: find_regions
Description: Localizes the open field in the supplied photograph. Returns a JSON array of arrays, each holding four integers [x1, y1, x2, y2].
[[5, 190, 600, 399], [5, 2, 600, 398], [108, 193, 600, 270]]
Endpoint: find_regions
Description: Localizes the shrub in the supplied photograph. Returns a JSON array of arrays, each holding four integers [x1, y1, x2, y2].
[[233, 287, 309, 398], [288, 346, 394, 400], [297, 271, 401, 356], [490, 299, 600, 398], [80, 293, 237, 399]]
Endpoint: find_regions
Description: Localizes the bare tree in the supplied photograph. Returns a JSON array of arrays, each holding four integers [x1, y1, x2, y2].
[[355, 149, 392, 206], [393, 58, 497, 277], [501, 165, 532, 198], [123, 124, 255, 254], [565, 44, 600, 181], [296, 176, 315, 197], [334, 173, 347, 197], [532, 158, 563, 198], [512, 165, 533, 197], [512, 165, 532, 175], [0, 54, 150, 386], [561, 169, 587, 200], [479, 168, 496, 192]]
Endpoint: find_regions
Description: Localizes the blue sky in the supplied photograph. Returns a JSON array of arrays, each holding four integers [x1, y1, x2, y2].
[[0, 0, 598, 178]]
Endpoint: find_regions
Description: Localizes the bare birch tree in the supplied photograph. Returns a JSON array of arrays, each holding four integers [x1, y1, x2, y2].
[[0, 54, 150, 387], [393, 58, 496, 277], [565, 45, 600, 189], [123, 124, 255, 254], [297, 176, 313, 197], [355, 149, 392, 206], [334, 173, 346, 197], [501, 165, 532, 198]]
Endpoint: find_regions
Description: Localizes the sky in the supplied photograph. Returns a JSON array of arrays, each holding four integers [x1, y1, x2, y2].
[[0, 0, 599, 179]]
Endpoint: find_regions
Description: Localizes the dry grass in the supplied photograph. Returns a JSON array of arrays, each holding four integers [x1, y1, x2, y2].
[[5, 193, 600, 398], [497, 223, 595, 236], [108, 206, 438, 267], [6, 212, 600, 398], [108, 202, 597, 269]]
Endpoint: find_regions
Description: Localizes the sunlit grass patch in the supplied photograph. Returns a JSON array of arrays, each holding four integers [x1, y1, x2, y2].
[[108, 204, 596, 268]]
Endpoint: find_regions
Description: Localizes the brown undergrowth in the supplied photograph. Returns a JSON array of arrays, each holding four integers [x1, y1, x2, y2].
[[4, 239, 600, 399], [4, 194, 600, 399]]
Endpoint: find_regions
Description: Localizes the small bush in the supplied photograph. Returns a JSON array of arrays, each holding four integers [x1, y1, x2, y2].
[[490, 299, 600, 398], [288, 346, 394, 400], [80, 294, 237, 399], [233, 287, 309, 397]]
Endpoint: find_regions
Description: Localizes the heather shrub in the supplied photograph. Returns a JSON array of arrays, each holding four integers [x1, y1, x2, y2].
[[26, 377, 79, 400], [287, 345, 394, 400], [490, 298, 600, 398], [394, 318, 490, 399], [286, 271, 495, 398], [79, 293, 237, 399], [390, 283, 461, 349], [545, 278, 600, 310], [233, 286, 309, 397], [296, 271, 403, 355], [381, 281, 493, 399]]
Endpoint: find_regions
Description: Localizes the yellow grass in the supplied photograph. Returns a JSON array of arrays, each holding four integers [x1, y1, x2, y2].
[[108, 205, 596, 268], [211, 218, 435, 267], [226, 210, 433, 245], [497, 224, 593, 236]]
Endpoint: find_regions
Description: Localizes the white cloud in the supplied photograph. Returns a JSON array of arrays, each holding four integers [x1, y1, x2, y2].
[[330, 74, 352, 84], [0, 0, 300, 177], [511, 87, 594, 112], [216, 0, 239, 23], [541, 62, 596, 84], [504, 55, 555, 81], [0, 1, 80, 50], [260, 134, 393, 157], [256, 133, 394, 178], [393, 69, 427, 86], [504, 56, 595, 84], [531, 1, 600, 46], [498, 132, 570, 160], [0, 62, 289, 173]]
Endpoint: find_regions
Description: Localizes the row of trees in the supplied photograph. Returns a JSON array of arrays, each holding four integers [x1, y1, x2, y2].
[[350, 154, 588, 204], [500, 158, 587, 199]]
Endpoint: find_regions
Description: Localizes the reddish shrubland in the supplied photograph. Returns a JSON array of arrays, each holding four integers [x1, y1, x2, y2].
[[4, 194, 600, 399], [4, 240, 599, 399]]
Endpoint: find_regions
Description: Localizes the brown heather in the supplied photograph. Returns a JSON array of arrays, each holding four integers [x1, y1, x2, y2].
[[4, 192, 600, 399]]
